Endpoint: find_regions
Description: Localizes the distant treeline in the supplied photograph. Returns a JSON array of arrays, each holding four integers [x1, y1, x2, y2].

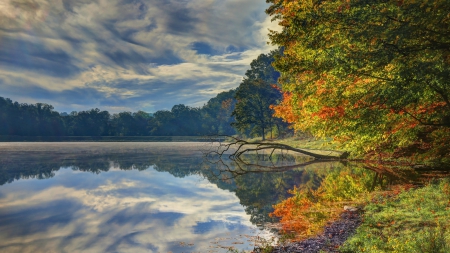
[[0, 90, 236, 136]]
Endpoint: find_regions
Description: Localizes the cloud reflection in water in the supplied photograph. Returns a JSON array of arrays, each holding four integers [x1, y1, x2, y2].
[[0, 164, 273, 252]]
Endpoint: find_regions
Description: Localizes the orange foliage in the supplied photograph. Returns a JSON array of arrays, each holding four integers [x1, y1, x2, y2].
[[221, 98, 233, 110], [271, 92, 299, 124], [312, 106, 345, 120], [266, 0, 450, 162], [269, 187, 319, 235]]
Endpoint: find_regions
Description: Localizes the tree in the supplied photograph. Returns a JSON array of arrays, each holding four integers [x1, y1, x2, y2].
[[267, 0, 450, 162], [232, 79, 281, 140], [132, 111, 152, 136], [171, 104, 202, 135], [0, 97, 65, 136], [201, 89, 237, 135], [66, 108, 109, 136], [232, 49, 285, 140], [111, 112, 135, 136], [244, 51, 280, 84], [151, 110, 175, 135]]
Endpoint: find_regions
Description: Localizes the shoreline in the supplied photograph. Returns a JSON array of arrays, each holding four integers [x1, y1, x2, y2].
[[257, 210, 362, 253], [262, 178, 450, 253]]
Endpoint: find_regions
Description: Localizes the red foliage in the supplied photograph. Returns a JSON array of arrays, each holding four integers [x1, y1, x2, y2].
[[312, 106, 345, 120]]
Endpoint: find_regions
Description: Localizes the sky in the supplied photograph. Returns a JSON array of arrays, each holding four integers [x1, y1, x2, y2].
[[0, 0, 279, 113]]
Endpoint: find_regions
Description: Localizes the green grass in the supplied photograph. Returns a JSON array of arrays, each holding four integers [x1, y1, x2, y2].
[[274, 136, 339, 150], [241, 136, 345, 158], [340, 179, 450, 253]]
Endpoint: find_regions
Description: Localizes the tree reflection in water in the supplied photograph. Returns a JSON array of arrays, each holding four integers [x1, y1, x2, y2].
[[202, 147, 450, 237], [0, 143, 447, 235]]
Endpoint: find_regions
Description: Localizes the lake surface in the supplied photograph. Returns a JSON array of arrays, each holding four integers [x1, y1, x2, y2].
[[0, 142, 288, 253], [0, 142, 427, 252]]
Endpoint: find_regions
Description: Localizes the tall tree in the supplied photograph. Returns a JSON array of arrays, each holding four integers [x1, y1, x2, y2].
[[267, 0, 450, 161], [232, 80, 282, 140], [232, 49, 285, 140]]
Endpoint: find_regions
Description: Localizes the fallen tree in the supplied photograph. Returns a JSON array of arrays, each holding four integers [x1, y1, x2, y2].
[[203, 135, 349, 161]]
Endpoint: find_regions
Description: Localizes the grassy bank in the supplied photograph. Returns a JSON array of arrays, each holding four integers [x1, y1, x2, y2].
[[244, 136, 338, 150], [239, 136, 346, 158], [340, 179, 450, 252], [236, 136, 450, 252]]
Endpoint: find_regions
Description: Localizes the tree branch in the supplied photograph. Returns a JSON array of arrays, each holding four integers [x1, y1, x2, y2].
[[203, 135, 349, 162]]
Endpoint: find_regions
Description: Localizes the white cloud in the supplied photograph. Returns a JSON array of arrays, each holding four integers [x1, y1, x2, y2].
[[0, 0, 280, 112]]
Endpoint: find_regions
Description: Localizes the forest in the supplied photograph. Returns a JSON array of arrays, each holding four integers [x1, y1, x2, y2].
[[0, 93, 235, 137]]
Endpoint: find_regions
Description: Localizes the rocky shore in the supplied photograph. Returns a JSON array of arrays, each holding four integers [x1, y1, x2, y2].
[[258, 209, 362, 253]]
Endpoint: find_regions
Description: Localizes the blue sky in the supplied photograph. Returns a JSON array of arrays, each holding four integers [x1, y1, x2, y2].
[[0, 0, 278, 113]]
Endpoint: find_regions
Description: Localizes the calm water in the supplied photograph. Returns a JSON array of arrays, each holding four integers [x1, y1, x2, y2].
[[0, 142, 424, 253], [0, 142, 287, 253]]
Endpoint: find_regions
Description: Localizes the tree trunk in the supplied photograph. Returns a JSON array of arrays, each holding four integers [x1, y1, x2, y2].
[[205, 136, 349, 160]]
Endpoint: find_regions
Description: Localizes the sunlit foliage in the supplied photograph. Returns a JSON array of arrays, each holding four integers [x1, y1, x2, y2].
[[341, 179, 450, 252], [270, 167, 378, 239], [266, 0, 450, 162]]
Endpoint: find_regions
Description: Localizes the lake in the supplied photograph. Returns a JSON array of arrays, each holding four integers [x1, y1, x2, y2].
[[0, 142, 424, 252]]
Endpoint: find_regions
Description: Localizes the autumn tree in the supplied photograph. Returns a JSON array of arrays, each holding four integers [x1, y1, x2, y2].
[[266, 0, 450, 162]]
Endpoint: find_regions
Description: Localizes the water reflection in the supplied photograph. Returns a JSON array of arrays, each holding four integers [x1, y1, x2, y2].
[[0, 142, 443, 252], [0, 143, 271, 252]]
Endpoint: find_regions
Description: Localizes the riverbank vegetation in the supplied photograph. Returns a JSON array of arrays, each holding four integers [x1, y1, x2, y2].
[[265, 0, 450, 165], [341, 178, 450, 252], [270, 166, 377, 240], [257, 0, 450, 250]]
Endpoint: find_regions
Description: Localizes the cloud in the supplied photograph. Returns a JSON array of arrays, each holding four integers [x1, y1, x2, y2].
[[0, 36, 81, 78], [0, 0, 280, 112]]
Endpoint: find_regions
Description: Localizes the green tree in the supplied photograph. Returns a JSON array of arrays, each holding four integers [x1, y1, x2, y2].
[[66, 108, 109, 136], [171, 104, 202, 135], [232, 49, 285, 140], [111, 112, 135, 136], [201, 89, 237, 135], [0, 97, 65, 136], [232, 79, 281, 140], [132, 111, 152, 136], [151, 110, 175, 135]]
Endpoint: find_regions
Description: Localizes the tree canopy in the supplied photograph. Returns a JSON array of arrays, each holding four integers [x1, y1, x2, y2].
[[232, 49, 287, 140], [0, 92, 237, 137], [267, 0, 450, 163]]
